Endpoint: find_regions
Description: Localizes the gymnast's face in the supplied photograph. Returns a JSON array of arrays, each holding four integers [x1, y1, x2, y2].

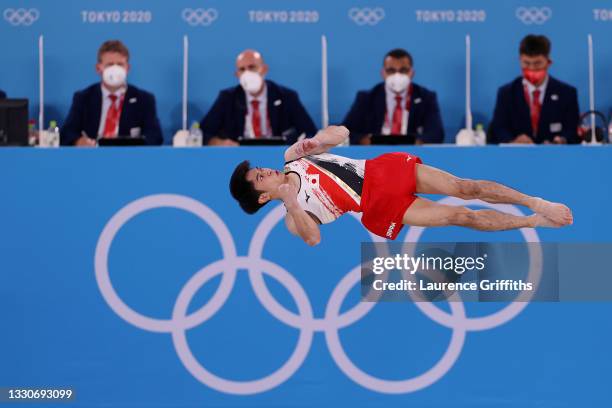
[[246, 167, 285, 201]]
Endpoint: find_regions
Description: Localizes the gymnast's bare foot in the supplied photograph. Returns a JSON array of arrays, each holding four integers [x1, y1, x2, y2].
[[532, 198, 573, 226], [532, 213, 563, 228]]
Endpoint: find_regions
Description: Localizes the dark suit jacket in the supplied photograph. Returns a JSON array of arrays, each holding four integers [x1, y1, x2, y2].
[[341, 82, 444, 144], [0, 90, 6, 99], [489, 76, 579, 144], [200, 80, 317, 144], [60, 83, 163, 146]]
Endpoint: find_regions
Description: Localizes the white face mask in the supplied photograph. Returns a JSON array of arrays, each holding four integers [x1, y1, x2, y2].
[[102, 65, 127, 88], [385, 73, 410, 93], [240, 70, 264, 94]]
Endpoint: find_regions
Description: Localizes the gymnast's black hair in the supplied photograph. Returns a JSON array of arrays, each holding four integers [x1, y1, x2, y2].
[[229, 160, 268, 214]]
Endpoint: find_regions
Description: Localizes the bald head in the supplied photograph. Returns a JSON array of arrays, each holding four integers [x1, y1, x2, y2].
[[235, 49, 269, 78], [237, 49, 264, 64]]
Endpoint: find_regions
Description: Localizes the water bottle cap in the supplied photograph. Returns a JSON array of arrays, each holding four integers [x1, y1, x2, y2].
[[476, 123, 484, 131], [191, 121, 200, 129], [49, 120, 57, 127]]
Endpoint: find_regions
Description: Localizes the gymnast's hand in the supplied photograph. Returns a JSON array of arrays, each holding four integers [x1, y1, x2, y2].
[[294, 138, 322, 157], [277, 183, 299, 207]]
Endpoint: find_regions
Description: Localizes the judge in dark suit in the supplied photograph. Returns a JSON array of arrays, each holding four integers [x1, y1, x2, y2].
[[61, 40, 163, 146], [342, 48, 444, 145], [200, 49, 317, 146], [489, 34, 579, 144]]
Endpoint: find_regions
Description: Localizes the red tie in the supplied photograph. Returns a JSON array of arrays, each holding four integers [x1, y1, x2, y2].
[[391, 95, 403, 134], [103, 94, 121, 138], [251, 100, 262, 138], [530, 89, 541, 136]]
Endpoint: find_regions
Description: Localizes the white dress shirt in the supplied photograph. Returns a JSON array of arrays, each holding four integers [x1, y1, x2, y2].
[[97, 84, 126, 138], [244, 85, 271, 138], [381, 86, 409, 135], [522, 76, 548, 107]]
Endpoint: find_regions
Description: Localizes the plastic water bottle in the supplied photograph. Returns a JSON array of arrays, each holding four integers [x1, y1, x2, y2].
[[187, 121, 203, 147], [474, 123, 486, 146], [27, 119, 38, 146], [44, 120, 60, 147], [608, 111, 612, 143]]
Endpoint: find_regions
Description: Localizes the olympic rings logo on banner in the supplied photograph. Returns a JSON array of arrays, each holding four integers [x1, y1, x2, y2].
[[348, 7, 385, 26], [94, 194, 542, 395], [515, 7, 552, 25], [3, 8, 39, 26], [182, 8, 218, 26]]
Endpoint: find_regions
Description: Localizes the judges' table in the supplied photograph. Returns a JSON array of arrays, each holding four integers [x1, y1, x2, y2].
[[0, 145, 610, 407]]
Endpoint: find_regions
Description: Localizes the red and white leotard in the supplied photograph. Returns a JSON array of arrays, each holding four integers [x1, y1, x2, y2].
[[284, 153, 365, 224]]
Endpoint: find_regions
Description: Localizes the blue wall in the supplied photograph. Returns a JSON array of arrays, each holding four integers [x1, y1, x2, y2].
[[1, 0, 612, 143], [0, 146, 611, 406]]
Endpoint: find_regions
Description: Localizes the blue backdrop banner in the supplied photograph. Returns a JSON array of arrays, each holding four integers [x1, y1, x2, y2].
[[0, 146, 610, 406], [1, 0, 612, 142]]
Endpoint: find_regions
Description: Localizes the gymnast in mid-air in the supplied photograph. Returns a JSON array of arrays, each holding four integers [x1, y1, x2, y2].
[[230, 126, 572, 245]]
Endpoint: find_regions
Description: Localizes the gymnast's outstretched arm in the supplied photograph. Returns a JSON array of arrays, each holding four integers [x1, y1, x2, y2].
[[284, 125, 349, 162]]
